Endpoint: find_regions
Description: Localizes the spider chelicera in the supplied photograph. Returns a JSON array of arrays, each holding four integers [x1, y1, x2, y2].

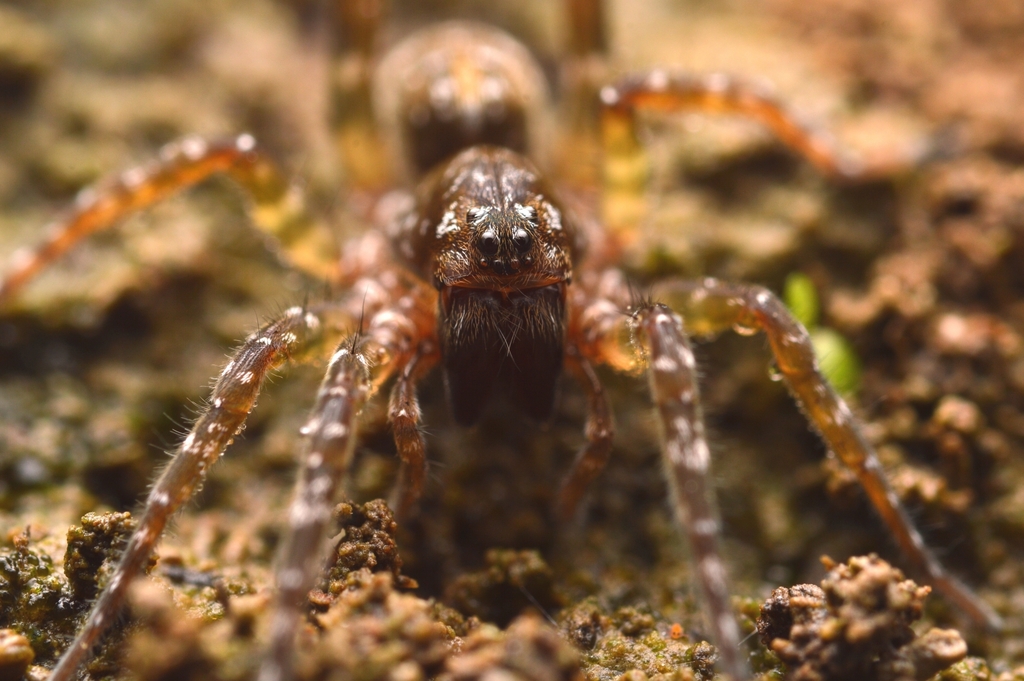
[[0, 1, 1000, 680]]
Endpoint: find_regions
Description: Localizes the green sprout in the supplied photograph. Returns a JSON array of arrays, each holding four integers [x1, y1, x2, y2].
[[783, 273, 861, 397]]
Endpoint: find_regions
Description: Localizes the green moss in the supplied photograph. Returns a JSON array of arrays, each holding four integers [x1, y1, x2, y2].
[[64, 511, 138, 600], [0, 536, 68, 660], [935, 657, 996, 681], [0, 513, 145, 668]]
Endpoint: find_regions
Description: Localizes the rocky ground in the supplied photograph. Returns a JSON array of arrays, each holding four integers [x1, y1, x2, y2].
[[1, 0, 1023, 679]]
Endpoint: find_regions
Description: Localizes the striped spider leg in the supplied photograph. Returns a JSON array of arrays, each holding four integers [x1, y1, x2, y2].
[[0, 134, 339, 307], [259, 273, 438, 681], [567, 272, 1003, 681], [655, 277, 1005, 631], [0, 132, 342, 681], [0, 120, 437, 679], [45, 303, 328, 681], [38, 228, 438, 681], [595, 70, 934, 238], [556, 67, 1003, 680]]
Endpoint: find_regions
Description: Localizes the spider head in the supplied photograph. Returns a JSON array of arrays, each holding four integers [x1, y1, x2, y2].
[[423, 146, 574, 292], [414, 146, 578, 425]]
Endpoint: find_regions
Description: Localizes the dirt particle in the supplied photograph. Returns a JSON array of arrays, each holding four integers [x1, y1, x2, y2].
[[444, 549, 559, 626], [757, 554, 966, 681], [441, 613, 583, 681], [64, 511, 142, 601], [319, 499, 414, 601]]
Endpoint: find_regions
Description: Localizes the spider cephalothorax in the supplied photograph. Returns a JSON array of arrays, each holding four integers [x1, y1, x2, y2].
[[403, 146, 579, 423]]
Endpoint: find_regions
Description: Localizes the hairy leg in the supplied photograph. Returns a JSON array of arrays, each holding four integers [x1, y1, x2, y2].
[[571, 281, 746, 679], [0, 135, 337, 305], [657, 277, 1002, 630], [633, 303, 746, 681], [571, 269, 1000, 680], [598, 72, 921, 235], [388, 344, 438, 518], [556, 349, 615, 521], [46, 305, 327, 681], [258, 303, 431, 681], [259, 339, 382, 681]]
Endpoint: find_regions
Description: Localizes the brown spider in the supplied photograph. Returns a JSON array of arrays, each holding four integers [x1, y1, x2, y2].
[[0, 1, 1001, 680]]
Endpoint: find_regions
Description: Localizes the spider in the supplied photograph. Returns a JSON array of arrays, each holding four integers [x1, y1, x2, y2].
[[0, 1, 1001, 680]]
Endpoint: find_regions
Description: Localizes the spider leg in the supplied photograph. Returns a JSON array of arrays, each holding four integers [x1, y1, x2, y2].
[[632, 302, 747, 681], [556, 349, 615, 521], [332, 0, 392, 192], [388, 343, 439, 517], [571, 282, 746, 680], [656, 277, 1003, 631], [566, 0, 606, 58], [557, 0, 609, 187], [259, 310, 431, 681], [259, 338, 376, 681], [45, 305, 328, 681], [0, 135, 337, 305], [598, 72, 910, 236]]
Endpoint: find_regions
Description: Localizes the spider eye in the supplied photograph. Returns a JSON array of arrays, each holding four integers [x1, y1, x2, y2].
[[477, 229, 499, 257], [512, 228, 532, 254]]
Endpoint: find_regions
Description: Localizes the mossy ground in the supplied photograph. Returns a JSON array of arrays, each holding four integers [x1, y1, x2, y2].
[[1, 0, 1024, 679]]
